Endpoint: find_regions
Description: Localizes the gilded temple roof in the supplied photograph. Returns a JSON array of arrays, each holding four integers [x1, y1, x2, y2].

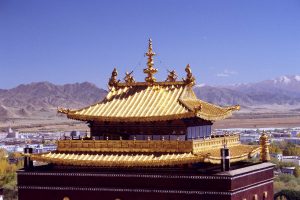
[[58, 39, 240, 122], [58, 83, 239, 122], [28, 144, 260, 167]]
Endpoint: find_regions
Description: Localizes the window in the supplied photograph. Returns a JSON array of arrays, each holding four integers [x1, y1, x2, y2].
[[253, 194, 258, 200], [263, 191, 268, 200], [187, 125, 212, 140]]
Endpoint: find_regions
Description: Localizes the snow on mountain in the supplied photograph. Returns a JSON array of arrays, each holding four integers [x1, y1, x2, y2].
[[194, 74, 300, 107], [273, 75, 300, 84], [294, 75, 300, 82], [275, 76, 291, 84]]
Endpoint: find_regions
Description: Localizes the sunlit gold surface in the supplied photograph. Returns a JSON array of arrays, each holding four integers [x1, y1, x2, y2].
[[124, 71, 135, 84], [29, 143, 260, 167], [57, 135, 240, 153], [29, 152, 201, 167], [203, 145, 261, 164], [56, 135, 240, 154], [59, 84, 240, 122], [57, 139, 193, 153], [108, 68, 120, 89], [166, 70, 178, 82], [183, 64, 196, 86], [28, 135, 261, 167], [192, 135, 240, 153], [144, 38, 158, 83], [260, 131, 271, 161]]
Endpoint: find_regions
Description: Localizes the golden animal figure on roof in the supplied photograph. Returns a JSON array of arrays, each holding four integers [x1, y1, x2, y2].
[[124, 71, 135, 84], [166, 70, 178, 82]]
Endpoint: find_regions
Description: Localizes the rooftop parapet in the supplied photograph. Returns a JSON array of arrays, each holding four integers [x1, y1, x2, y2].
[[56, 135, 240, 154]]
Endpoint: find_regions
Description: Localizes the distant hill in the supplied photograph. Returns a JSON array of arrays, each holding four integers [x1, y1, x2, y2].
[[0, 75, 300, 120], [0, 82, 107, 119]]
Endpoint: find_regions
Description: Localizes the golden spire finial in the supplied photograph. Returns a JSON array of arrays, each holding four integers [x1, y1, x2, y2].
[[144, 38, 158, 83], [108, 68, 120, 89], [259, 131, 271, 162], [183, 64, 196, 86]]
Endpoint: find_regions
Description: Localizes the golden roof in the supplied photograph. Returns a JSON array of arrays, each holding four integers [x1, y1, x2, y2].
[[28, 144, 260, 167], [58, 39, 240, 122], [59, 84, 239, 122]]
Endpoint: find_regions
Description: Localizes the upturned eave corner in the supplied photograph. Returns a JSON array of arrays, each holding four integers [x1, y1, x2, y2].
[[57, 107, 70, 115]]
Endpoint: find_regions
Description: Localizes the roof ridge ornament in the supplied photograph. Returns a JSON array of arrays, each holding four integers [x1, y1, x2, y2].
[[259, 131, 271, 162], [166, 70, 178, 82], [144, 38, 158, 83], [108, 68, 120, 89], [183, 64, 196, 86], [124, 71, 135, 84]]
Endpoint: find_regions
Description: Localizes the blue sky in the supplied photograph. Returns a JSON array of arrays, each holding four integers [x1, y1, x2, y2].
[[0, 0, 299, 89]]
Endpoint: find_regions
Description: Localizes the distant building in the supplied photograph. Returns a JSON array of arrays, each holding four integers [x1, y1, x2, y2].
[[281, 156, 300, 166], [70, 130, 80, 138], [290, 131, 299, 137], [34, 144, 57, 153], [284, 137, 300, 145], [281, 166, 295, 175], [270, 153, 283, 161], [6, 127, 19, 139], [0, 145, 24, 152], [240, 133, 260, 143], [272, 132, 291, 138], [271, 137, 300, 145]]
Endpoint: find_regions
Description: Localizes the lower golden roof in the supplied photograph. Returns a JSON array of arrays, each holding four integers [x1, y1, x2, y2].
[[28, 144, 260, 167]]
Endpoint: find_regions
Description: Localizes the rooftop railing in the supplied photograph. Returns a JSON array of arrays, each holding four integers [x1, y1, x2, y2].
[[57, 134, 240, 154]]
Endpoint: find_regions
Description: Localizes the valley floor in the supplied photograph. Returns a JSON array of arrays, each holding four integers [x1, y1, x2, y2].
[[1, 113, 300, 132]]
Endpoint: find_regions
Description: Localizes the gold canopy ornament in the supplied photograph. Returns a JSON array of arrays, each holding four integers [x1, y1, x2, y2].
[[108, 68, 120, 89], [144, 38, 158, 83], [183, 64, 196, 86]]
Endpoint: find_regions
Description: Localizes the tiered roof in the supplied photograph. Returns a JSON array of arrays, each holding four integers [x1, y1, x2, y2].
[[26, 39, 267, 168]]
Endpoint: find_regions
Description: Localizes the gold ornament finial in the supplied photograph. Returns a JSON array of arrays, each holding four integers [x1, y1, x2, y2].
[[124, 71, 135, 84], [183, 64, 196, 86], [144, 38, 158, 83], [166, 70, 178, 82], [259, 131, 271, 162], [108, 68, 120, 89]]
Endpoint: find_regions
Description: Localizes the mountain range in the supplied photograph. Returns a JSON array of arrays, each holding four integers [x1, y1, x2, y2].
[[0, 75, 300, 120], [195, 75, 300, 107], [0, 82, 106, 120]]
